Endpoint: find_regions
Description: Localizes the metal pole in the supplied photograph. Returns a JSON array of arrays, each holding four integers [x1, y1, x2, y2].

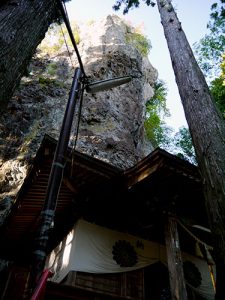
[[30, 67, 82, 289]]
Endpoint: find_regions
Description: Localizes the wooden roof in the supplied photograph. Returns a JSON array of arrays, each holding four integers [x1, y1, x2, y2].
[[0, 135, 121, 262], [0, 135, 208, 263]]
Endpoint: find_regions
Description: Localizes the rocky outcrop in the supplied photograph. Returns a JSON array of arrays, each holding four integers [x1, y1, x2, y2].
[[77, 15, 157, 166], [0, 15, 157, 223]]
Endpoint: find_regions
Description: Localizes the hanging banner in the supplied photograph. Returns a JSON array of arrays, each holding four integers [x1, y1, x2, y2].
[[46, 219, 165, 282], [46, 219, 215, 300]]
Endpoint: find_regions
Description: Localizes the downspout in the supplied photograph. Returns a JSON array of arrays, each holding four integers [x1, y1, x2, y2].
[[29, 67, 83, 290]]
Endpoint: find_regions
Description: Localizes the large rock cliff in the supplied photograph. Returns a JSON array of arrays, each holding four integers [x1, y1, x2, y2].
[[0, 15, 157, 223]]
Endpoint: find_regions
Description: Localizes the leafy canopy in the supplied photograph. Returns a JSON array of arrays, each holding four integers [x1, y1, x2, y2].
[[210, 53, 225, 119], [194, 0, 225, 79], [173, 127, 196, 164], [113, 0, 155, 14], [126, 31, 152, 56], [38, 21, 80, 55], [144, 80, 172, 148]]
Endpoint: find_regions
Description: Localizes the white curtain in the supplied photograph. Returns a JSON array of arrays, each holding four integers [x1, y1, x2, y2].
[[46, 219, 215, 300]]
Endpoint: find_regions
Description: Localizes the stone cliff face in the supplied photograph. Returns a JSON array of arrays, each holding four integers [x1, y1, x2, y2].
[[0, 15, 157, 222], [77, 15, 157, 165]]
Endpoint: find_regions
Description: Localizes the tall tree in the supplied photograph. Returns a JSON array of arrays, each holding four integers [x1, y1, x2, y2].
[[0, 0, 58, 109], [114, 0, 225, 298]]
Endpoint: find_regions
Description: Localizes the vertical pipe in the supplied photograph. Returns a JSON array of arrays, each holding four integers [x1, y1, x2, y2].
[[30, 67, 82, 289], [31, 269, 53, 300]]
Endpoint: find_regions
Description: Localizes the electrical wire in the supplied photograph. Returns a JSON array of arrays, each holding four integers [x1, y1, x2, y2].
[[55, 0, 87, 176], [70, 85, 85, 177], [56, 0, 86, 77], [60, 24, 75, 68]]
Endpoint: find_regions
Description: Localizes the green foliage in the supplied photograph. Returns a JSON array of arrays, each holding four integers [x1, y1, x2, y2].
[[38, 22, 80, 55], [194, 1, 225, 118], [46, 63, 58, 76], [38, 76, 54, 85], [210, 76, 225, 119], [144, 80, 171, 147], [144, 111, 161, 147], [73, 29, 81, 45], [145, 116, 173, 148], [146, 80, 169, 113], [221, 53, 225, 79], [194, 0, 225, 79], [38, 76, 65, 88], [126, 31, 151, 56], [113, 0, 155, 14], [86, 19, 95, 26], [144, 80, 197, 163], [174, 127, 196, 164], [20, 120, 41, 155]]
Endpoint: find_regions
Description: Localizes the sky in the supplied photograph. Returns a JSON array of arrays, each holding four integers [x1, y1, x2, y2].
[[65, 0, 215, 131]]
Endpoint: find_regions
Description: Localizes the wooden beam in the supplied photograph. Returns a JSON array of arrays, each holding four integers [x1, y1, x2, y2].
[[165, 216, 187, 300], [63, 177, 78, 194]]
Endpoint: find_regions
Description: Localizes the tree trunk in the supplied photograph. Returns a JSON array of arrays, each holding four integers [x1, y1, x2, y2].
[[0, 0, 57, 110], [165, 216, 187, 300], [156, 0, 225, 298]]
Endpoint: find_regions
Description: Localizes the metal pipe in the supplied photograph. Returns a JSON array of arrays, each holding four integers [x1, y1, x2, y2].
[[31, 269, 53, 300], [30, 67, 82, 289]]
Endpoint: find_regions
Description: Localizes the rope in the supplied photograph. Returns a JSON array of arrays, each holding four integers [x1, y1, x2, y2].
[[70, 85, 84, 177], [60, 24, 75, 68], [56, 0, 86, 77], [54, 0, 86, 178]]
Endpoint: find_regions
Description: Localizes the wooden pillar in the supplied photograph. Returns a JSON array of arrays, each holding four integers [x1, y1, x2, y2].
[[165, 216, 188, 300]]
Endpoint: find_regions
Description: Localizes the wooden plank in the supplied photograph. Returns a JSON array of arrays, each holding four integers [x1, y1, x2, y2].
[[165, 216, 187, 300]]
